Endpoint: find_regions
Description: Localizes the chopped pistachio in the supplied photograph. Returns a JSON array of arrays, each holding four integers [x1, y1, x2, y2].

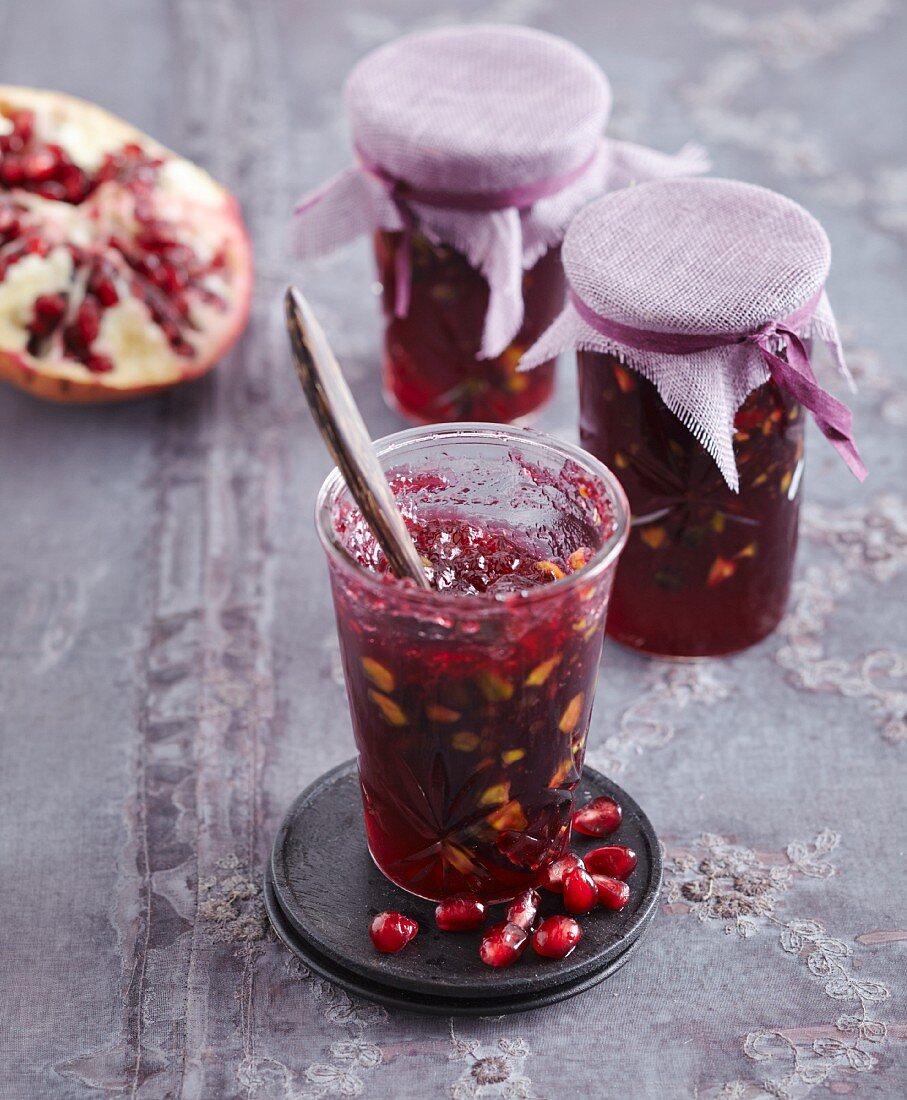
[[710, 512, 726, 534], [441, 840, 476, 875], [479, 782, 510, 807], [779, 470, 792, 494], [558, 693, 584, 734], [525, 655, 561, 686], [614, 364, 636, 393], [568, 547, 592, 572], [535, 560, 565, 581], [361, 657, 394, 693], [736, 543, 757, 559], [706, 557, 737, 587], [478, 669, 515, 702], [369, 690, 407, 726], [640, 525, 666, 549], [501, 748, 525, 765], [427, 703, 461, 723], [487, 800, 529, 832], [548, 757, 574, 788], [451, 731, 480, 752]]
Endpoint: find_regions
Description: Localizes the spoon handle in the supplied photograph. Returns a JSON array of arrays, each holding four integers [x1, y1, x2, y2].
[[285, 288, 432, 589]]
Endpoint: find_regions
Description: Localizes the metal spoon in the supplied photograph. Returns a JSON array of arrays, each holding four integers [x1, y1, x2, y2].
[[285, 286, 431, 589]]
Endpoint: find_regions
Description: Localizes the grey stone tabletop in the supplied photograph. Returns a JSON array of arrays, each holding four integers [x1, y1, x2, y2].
[[0, 1, 905, 1097]]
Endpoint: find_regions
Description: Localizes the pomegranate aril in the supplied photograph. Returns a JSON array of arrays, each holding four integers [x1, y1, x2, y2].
[[61, 164, 89, 203], [1, 158, 24, 185], [29, 293, 68, 339], [539, 852, 583, 894], [532, 915, 582, 959], [93, 277, 119, 307], [479, 921, 528, 968], [369, 911, 418, 954], [75, 299, 101, 345], [435, 892, 485, 932], [585, 845, 637, 880], [562, 865, 598, 915], [592, 874, 630, 911], [23, 148, 58, 182], [572, 795, 622, 837], [85, 354, 114, 374], [505, 888, 540, 931], [34, 294, 67, 321]]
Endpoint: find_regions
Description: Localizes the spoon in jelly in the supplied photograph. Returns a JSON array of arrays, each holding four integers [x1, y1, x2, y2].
[[285, 286, 432, 589]]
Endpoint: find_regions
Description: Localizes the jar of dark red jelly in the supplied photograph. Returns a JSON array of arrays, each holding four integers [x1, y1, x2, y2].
[[294, 24, 707, 425], [521, 178, 865, 658], [317, 425, 629, 901], [373, 232, 565, 423]]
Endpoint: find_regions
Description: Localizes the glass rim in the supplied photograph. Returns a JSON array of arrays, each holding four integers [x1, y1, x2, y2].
[[315, 422, 630, 608]]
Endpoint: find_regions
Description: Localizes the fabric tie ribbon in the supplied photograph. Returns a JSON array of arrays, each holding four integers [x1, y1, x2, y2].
[[357, 146, 599, 318], [569, 289, 867, 481]]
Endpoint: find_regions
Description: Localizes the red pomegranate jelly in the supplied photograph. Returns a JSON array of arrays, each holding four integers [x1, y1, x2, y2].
[[320, 428, 627, 902], [578, 353, 803, 657], [375, 232, 564, 424]]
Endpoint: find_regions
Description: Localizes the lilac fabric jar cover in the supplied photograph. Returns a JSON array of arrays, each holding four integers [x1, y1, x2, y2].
[[293, 24, 708, 360], [520, 177, 866, 490]]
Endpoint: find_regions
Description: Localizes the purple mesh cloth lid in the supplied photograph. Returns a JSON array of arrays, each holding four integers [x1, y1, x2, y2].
[[521, 178, 860, 489], [293, 25, 708, 359], [346, 24, 610, 194]]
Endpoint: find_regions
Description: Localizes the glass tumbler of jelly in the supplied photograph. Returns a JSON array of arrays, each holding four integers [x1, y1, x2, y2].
[[578, 352, 804, 658], [374, 232, 565, 425], [316, 424, 629, 902]]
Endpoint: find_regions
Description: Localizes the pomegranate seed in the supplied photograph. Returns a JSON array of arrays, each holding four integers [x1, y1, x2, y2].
[[1, 158, 24, 185], [14, 110, 34, 145], [479, 921, 528, 968], [23, 148, 58, 182], [33, 293, 67, 323], [532, 916, 582, 959], [75, 299, 101, 345], [539, 852, 583, 894], [435, 892, 485, 932], [592, 874, 631, 911], [572, 795, 622, 837], [25, 237, 49, 257], [61, 164, 88, 203], [85, 355, 114, 374], [369, 911, 418, 954], [505, 888, 540, 931], [585, 845, 637, 880], [562, 865, 598, 915], [92, 277, 119, 307]]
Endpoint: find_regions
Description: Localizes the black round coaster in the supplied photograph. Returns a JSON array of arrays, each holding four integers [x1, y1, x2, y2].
[[267, 760, 661, 1015]]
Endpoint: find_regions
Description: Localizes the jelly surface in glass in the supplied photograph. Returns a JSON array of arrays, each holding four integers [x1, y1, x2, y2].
[[578, 351, 804, 657], [374, 231, 564, 424], [327, 454, 618, 902]]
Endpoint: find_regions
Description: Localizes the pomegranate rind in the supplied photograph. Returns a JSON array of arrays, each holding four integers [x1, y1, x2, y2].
[[0, 85, 252, 403]]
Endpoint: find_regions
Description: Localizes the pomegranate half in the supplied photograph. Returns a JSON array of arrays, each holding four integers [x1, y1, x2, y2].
[[0, 86, 252, 403]]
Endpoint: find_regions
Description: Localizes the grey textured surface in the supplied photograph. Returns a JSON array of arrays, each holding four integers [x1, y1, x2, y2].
[[0, 1, 905, 1098]]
